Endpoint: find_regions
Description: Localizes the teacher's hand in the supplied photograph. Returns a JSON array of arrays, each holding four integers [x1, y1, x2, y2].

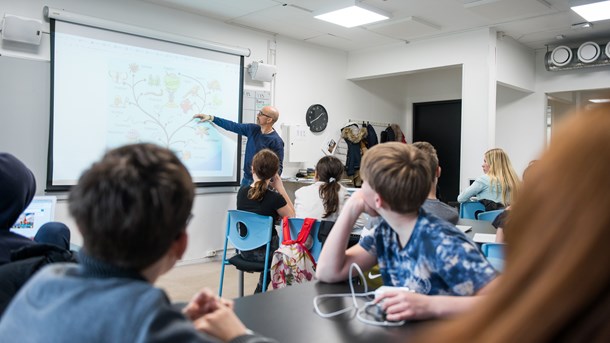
[[193, 113, 214, 122]]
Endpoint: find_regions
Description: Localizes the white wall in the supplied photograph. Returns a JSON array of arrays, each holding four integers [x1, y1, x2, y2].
[[0, 0, 406, 262], [347, 29, 497, 190], [496, 85, 545, 176], [496, 36, 535, 92]]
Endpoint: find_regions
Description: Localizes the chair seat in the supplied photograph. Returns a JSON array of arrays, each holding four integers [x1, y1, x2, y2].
[[228, 255, 266, 273]]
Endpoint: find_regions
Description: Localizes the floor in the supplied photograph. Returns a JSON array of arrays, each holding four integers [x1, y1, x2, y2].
[[155, 260, 260, 302]]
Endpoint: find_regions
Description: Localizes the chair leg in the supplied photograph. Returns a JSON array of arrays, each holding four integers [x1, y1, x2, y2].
[[238, 270, 244, 297]]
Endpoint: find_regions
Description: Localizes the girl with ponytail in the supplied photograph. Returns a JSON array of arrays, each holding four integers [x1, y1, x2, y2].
[[236, 149, 294, 293], [295, 156, 364, 245]]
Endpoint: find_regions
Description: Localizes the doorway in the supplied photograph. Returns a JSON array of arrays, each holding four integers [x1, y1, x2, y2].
[[413, 100, 462, 204]]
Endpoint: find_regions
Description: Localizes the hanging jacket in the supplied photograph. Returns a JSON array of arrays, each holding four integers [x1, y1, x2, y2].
[[341, 126, 367, 176], [380, 126, 395, 143], [365, 124, 378, 148]]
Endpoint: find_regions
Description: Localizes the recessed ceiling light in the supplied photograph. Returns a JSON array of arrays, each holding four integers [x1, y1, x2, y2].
[[589, 98, 610, 103], [314, 1, 390, 28], [570, 0, 610, 22]]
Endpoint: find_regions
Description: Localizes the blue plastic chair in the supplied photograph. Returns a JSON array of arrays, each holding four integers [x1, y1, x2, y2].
[[459, 201, 485, 219], [477, 209, 504, 222], [279, 218, 323, 262], [219, 210, 274, 297], [481, 243, 505, 272]]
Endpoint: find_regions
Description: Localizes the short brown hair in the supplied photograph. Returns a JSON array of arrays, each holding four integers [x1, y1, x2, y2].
[[413, 141, 439, 176], [69, 143, 194, 270], [360, 142, 431, 214]]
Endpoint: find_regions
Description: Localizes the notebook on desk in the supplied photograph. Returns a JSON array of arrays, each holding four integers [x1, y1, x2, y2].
[[10, 196, 57, 239], [473, 233, 496, 243]]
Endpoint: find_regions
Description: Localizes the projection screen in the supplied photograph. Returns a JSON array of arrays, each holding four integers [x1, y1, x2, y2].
[[48, 18, 244, 189]]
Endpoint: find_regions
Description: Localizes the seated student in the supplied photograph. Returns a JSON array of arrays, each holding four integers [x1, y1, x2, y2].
[[0, 223, 76, 319], [316, 142, 498, 321], [457, 148, 519, 207], [413, 141, 459, 224], [0, 152, 70, 265], [408, 105, 610, 342], [491, 160, 536, 243], [0, 144, 275, 343], [237, 149, 294, 293], [294, 155, 364, 247]]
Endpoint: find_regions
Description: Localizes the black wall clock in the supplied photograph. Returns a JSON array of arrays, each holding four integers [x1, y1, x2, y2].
[[305, 104, 328, 133]]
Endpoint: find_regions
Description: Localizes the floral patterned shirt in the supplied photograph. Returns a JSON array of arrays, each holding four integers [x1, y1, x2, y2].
[[359, 210, 497, 295]]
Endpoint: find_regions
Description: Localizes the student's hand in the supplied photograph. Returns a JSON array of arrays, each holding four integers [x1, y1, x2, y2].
[[346, 190, 379, 218], [374, 290, 435, 321], [182, 288, 234, 321], [193, 113, 213, 122], [193, 304, 249, 342], [269, 173, 283, 190]]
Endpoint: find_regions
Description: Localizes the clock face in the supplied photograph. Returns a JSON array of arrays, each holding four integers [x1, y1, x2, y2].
[[305, 104, 328, 133]]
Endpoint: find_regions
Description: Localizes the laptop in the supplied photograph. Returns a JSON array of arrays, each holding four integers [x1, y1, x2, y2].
[[10, 196, 57, 239]]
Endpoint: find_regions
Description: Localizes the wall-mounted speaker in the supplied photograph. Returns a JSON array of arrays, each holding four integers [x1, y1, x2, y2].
[[248, 61, 276, 82], [1, 14, 43, 45]]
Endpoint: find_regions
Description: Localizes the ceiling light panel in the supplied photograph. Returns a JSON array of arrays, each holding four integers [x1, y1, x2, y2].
[[570, 0, 610, 22]]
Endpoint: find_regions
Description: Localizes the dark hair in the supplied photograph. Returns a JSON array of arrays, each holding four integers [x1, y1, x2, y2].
[[248, 149, 279, 201], [316, 155, 344, 218], [360, 142, 431, 214], [69, 143, 194, 270]]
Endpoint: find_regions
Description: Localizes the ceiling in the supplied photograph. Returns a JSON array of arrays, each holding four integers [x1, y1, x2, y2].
[[143, 0, 610, 52]]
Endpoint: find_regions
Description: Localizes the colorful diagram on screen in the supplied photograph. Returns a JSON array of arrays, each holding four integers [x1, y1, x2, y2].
[[106, 61, 229, 172]]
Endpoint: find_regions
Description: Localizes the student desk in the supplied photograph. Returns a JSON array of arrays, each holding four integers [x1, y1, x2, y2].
[[457, 218, 496, 240], [233, 281, 428, 343]]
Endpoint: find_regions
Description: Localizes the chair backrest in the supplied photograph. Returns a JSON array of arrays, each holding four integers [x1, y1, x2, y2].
[[226, 210, 274, 251], [280, 218, 322, 262], [459, 201, 485, 219], [481, 242, 505, 272], [477, 209, 504, 222], [219, 210, 274, 297]]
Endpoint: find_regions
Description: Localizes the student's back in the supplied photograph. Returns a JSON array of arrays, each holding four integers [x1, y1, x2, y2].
[[0, 258, 199, 343]]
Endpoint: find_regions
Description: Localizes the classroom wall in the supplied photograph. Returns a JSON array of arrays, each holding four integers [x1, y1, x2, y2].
[[496, 36, 535, 92], [346, 29, 498, 190], [496, 85, 545, 176]]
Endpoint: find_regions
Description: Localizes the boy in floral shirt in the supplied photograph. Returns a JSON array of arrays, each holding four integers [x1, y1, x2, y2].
[[317, 142, 497, 321]]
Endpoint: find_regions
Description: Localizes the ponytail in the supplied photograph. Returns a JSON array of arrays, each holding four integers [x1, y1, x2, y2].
[[248, 180, 268, 201], [319, 180, 340, 218]]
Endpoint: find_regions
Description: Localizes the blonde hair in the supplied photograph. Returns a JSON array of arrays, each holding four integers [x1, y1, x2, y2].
[[485, 148, 520, 205], [411, 104, 610, 343], [360, 142, 431, 214]]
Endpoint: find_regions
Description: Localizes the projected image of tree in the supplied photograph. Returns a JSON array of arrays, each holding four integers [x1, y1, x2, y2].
[[106, 61, 225, 170]]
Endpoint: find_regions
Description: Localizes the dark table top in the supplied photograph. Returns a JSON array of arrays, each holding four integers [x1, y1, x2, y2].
[[234, 281, 429, 343]]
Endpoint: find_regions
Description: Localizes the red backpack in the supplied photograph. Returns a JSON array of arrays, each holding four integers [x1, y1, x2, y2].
[[270, 217, 317, 290]]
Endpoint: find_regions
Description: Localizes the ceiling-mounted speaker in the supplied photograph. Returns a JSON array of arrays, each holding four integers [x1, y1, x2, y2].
[[1, 14, 42, 45], [550, 46, 572, 67], [577, 41, 601, 63], [545, 41, 610, 71]]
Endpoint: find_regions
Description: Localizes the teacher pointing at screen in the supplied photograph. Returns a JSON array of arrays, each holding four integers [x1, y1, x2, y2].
[[194, 106, 284, 187]]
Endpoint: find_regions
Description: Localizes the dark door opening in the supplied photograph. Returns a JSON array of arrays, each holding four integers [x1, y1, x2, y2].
[[413, 100, 461, 204]]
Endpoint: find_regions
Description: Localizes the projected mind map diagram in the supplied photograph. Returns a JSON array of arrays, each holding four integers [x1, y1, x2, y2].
[[106, 60, 237, 173]]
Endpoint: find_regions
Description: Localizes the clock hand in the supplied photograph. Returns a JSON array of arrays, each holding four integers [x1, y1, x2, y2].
[[311, 113, 325, 122]]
